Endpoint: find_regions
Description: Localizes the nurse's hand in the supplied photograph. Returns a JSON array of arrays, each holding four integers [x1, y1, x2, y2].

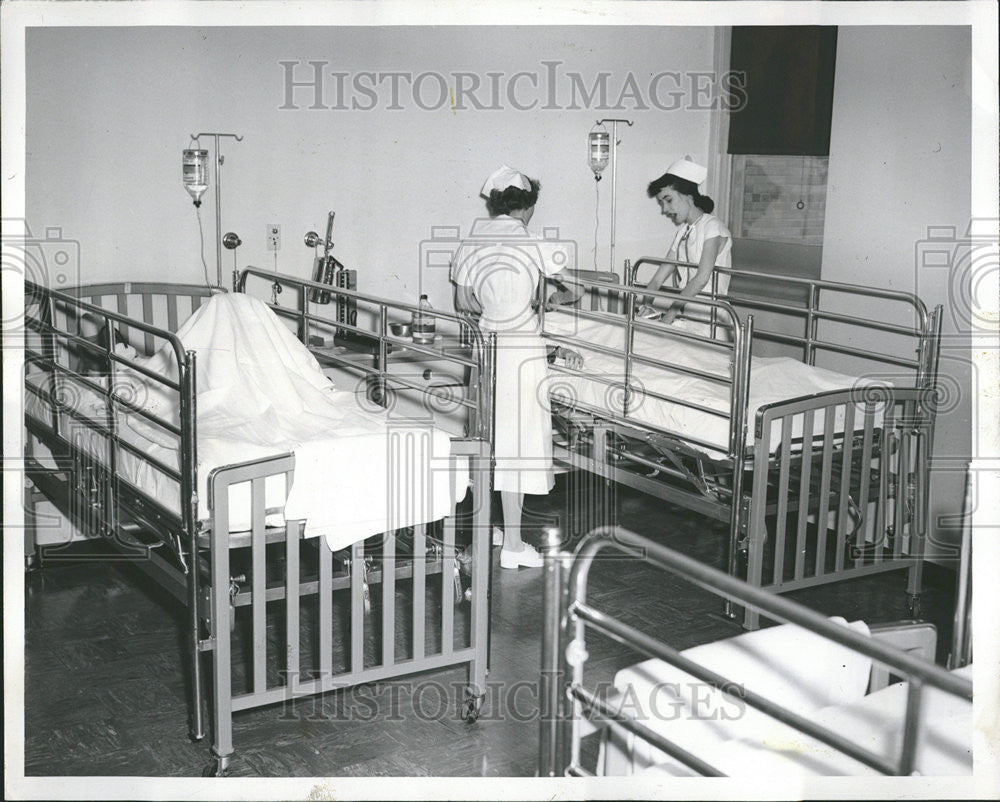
[[560, 348, 584, 370], [545, 287, 580, 311]]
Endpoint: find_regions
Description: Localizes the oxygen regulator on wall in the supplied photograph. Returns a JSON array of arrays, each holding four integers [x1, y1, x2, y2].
[[305, 210, 358, 343]]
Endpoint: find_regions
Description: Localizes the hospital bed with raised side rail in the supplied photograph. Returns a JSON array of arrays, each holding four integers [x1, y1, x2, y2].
[[538, 525, 973, 779], [540, 260, 942, 628], [22, 271, 495, 775]]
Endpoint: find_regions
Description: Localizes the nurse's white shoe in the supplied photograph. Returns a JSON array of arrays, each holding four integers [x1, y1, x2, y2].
[[500, 543, 544, 569], [492, 527, 504, 546]]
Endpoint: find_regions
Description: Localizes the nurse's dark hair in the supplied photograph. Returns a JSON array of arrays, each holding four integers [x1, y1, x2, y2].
[[487, 178, 541, 216], [647, 172, 715, 214]]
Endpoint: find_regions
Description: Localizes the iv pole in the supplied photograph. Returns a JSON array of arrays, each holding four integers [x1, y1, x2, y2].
[[595, 118, 633, 281], [190, 132, 243, 288]]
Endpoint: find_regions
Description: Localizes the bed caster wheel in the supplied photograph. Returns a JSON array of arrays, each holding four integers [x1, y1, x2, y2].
[[461, 693, 484, 724], [907, 594, 922, 618], [202, 754, 232, 777]]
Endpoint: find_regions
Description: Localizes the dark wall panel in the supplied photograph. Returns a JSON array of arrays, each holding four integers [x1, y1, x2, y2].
[[728, 27, 838, 156]]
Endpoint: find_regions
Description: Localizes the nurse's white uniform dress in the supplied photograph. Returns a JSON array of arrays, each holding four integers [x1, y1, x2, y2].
[[666, 212, 733, 336], [452, 215, 563, 496]]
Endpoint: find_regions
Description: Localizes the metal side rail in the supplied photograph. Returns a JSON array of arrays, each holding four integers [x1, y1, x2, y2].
[[538, 525, 972, 778]]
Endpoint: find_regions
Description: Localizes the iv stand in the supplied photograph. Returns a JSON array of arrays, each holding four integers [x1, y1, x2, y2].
[[595, 118, 633, 281], [191, 132, 243, 288]]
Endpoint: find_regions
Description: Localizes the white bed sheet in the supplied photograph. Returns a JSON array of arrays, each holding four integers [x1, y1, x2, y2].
[[605, 618, 874, 775], [638, 663, 974, 777], [543, 311, 885, 457], [604, 620, 972, 777], [25, 292, 469, 552], [116, 416, 467, 551], [715, 663, 972, 777]]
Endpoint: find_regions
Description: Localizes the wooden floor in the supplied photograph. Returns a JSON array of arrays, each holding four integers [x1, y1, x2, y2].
[[22, 475, 958, 777]]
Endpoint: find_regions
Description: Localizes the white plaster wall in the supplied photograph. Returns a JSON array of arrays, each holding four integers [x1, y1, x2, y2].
[[25, 26, 717, 310], [822, 26, 973, 559]]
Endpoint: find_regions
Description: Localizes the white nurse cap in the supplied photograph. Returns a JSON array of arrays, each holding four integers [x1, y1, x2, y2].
[[666, 156, 708, 187], [480, 164, 530, 198]]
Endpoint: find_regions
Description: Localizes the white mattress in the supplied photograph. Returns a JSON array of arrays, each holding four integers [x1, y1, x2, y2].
[[543, 311, 886, 458], [24, 293, 469, 552]]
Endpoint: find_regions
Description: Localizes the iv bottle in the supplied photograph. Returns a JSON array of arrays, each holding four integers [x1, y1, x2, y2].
[[182, 149, 209, 207], [411, 294, 436, 344], [588, 131, 610, 180]]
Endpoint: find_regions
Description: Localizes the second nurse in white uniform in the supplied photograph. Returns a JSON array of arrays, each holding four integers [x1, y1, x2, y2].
[[451, 165, 582, 569], [638, 156, 733, 335]]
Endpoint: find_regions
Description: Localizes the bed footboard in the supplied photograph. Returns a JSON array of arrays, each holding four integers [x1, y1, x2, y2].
[[741, 386, 933, 629], [200, 438, 491, 775]]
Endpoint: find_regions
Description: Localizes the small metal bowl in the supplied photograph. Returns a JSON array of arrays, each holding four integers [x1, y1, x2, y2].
[[389, 321, 412, 337]]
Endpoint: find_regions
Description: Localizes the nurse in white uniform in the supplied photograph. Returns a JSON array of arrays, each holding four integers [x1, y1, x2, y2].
[[638, 156, 733, 336], [451, 165, 582, 569]]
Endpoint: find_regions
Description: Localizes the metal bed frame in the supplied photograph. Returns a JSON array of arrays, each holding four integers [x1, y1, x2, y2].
[[538, 525, 973, 778], [22, 273, 495, 776], [540, 259, 942, 628]]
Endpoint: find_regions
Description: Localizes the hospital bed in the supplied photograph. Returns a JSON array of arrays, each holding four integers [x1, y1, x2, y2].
[[537, 525, 973, 778], [540, 259, 942, 628], [22, 271, 495, 776]]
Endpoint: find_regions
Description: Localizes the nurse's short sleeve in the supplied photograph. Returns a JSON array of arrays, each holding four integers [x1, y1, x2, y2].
[[703, 216, 732, 241], [451, 242, 476, 286], [535, 239, 574, 278]]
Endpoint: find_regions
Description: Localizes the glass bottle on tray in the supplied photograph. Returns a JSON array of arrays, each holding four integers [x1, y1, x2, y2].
[[411, 294, 436, 344]]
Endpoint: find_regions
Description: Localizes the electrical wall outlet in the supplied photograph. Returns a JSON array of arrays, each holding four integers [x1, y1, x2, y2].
[[266, 224, 281, 251]]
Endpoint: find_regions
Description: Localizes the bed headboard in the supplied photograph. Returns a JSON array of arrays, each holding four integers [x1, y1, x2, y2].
[[60, 282, 216, 356], [727, 237, 823, 304], [627, 253, 940, 389]]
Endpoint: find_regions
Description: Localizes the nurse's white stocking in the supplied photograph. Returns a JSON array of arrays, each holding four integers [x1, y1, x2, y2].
[[500, 490, 525, 552]]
